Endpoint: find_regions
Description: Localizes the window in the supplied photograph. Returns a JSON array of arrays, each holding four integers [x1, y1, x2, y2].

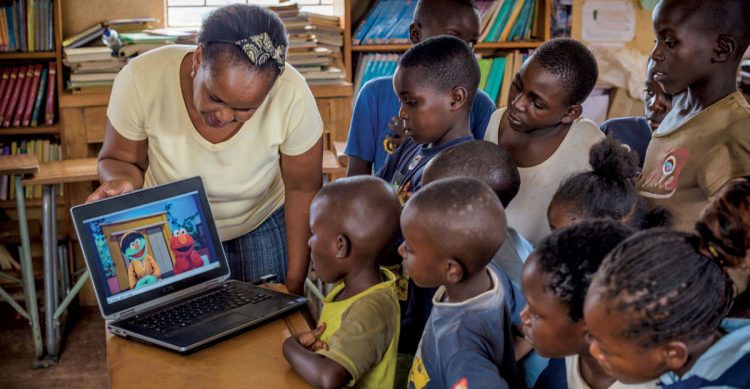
[[167, 0, 334, 27]]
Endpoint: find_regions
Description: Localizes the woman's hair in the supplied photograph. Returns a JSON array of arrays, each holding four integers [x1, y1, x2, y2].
[[551, 137, 671, 229], [197, 4, 288, 76], [593, 229, 734, 347], [535, 219, 635, 321], [695, 177, 750, 268]]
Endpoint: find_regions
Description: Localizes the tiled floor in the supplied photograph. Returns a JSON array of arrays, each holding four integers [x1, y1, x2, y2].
[[0, 304, 107, 389]]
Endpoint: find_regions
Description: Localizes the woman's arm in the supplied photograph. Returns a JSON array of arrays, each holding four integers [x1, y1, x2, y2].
[[280, 137, 323, 295], [87, 120, 149, 203]]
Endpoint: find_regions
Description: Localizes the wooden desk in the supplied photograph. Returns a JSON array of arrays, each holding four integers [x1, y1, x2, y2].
[[106, 306, 313, 388], [0, 154, 43, 361], [22, 157, 99, 363]]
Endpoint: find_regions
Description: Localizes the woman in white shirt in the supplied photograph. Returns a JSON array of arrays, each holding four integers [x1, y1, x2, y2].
[[88, 4, 323, 295]]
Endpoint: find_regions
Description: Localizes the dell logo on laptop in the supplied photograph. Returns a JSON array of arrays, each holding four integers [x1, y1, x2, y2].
[[163, 285, 175, 294]]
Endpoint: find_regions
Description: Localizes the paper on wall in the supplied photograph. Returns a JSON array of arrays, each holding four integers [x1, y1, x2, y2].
[[582, 0, 636, 45]]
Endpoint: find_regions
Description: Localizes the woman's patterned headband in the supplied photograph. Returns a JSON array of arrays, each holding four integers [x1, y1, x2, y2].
[[208, 32, 286, 74]]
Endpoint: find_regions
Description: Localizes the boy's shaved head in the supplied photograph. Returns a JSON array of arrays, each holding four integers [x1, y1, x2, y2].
[[532, 38, 598, 105], [399, 35, 481, 102], [658, 0, 750, 55], [414, 0, 478, 23], [422, 141, 520, 208], [404, 177, 506, 275], [411, 0, 480, 47], [313, 176, 401, 254]]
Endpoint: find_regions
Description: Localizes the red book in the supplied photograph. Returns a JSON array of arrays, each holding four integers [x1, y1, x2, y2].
[[3, 65, 26, 128], [12, 65, 35, 127], [43, 61, 56, 126], [0, 67, 19, 124], [0, 68, 11, 108], [21, 64, 42, 127]]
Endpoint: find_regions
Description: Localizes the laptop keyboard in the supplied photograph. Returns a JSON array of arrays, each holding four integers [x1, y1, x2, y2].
[[131, 285, 273, 335]]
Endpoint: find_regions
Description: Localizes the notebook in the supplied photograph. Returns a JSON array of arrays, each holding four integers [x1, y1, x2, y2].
[[71, 176, 307, 353]]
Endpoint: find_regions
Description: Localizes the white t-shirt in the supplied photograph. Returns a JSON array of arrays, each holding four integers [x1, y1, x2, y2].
[[484, 107, 604, 244], [566, 355, 658, 389], [108, 45, 323, 241]]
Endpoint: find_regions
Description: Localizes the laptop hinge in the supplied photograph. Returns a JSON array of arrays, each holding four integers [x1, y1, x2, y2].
[[119, 308, 136, 320], [205, 279, 220, 289]]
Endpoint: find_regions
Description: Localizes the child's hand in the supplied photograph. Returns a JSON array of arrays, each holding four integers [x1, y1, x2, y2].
[[385, 116, 407, 151], [297, 323, 328, 352]]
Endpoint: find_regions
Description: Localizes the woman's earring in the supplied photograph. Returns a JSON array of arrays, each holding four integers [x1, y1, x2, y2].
[[190, 69, 196, 78]]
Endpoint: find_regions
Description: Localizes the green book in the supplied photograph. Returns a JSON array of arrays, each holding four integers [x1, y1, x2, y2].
[[30, 67, 47, 127], [486, 56, 507, 103], [488, 0, 516, 42], [479, 58, 492, 91], [119, 32, 177, 45]]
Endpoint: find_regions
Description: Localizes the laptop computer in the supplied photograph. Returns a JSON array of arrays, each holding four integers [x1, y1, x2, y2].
[[71, 176, 307, 353]]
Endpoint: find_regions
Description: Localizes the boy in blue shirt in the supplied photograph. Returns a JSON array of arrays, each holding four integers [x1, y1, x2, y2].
[[375, 35, 479, 205], [345, 0, 496, 176], [400, 177, 521, 389]]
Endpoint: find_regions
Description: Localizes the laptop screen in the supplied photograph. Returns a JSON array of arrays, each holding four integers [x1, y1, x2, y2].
[[72, 177, 230, 318], [81, 190, 222, 305]]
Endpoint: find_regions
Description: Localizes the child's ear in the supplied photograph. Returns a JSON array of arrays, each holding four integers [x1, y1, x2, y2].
[[713, 34, 737, 63], [336, 234, 351, 259], [561, 104, 583, 124], [662, 341, 689, 372], [445, 258, 465, 284], [409, 23, 421, 44], [449, 87, 469, 111]]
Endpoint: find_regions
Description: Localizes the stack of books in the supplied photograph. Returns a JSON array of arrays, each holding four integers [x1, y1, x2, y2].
[[0, 137, 62, 200], [352, 0, 417, 45], [62, 18, 158, 49], [477, 0, 541, 43], [63, 46, 123, 92], [62, 19, 172, 92], [0, 0, 55, 52], [0, 61, 57, 128], [269, 3, 345, 85]]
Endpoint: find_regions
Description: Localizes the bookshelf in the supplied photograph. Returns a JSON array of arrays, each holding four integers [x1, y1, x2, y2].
[[342, 0, 551, 108], [0, 0, 65, 210]]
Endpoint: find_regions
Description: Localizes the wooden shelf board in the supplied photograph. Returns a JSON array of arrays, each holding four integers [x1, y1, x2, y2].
[[0, 124, 61, 135], [0, 51, 57, 60], [352, 41, 544, 52]]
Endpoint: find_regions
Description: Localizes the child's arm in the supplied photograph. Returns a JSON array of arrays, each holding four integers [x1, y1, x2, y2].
[[282, 325, 351, 389]]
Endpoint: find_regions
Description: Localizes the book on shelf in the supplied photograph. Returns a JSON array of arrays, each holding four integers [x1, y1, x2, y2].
[[63, 46, 115, 62], [117, 43, 167, 58], [0, 138, 62, 201], [69, 72, 117, 83], [30, 66, 47, 126], [353, 53, 400, 95], [352, 0, 417, 46], [0, 61, 54, 128], [12, 64, 36, 127], [478, 0, 540, 43], [267, 4, 345, 85], [3, 64, 26, 127], [62, 18, 158, 48], [477, 50, 529, 107], [0, 66, 19, 122], [43, 60, 54, 125], [0, 0, 54, 52]]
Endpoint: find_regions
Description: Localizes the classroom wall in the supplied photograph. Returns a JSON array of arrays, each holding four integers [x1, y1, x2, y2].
[[571, 0, 655, 56], [61, 0, 166, 38]]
